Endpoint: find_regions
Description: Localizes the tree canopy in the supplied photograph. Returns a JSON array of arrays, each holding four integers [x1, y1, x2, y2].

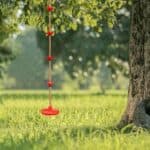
[[0, 0, 128, 80], [36, 9, 130, 79], [20, 0, 125, 32]]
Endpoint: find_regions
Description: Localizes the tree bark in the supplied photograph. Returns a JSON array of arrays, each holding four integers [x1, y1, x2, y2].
[[119, 0, 150, 128]]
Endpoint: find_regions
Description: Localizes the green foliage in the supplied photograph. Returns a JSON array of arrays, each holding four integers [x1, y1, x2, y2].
[[20, 0, 125, 32], [5, 28, 75, 90], [0, 90, 150, 149], [0, 1, 20, 79], [7, 28, 47, 89], [0, 0, 128, 80], [0, 40, 18, 79], [3, 28, 128, 90], [0, 1, 18, 42], [21, 0, 130, 81], [37, 9, 130, 80]]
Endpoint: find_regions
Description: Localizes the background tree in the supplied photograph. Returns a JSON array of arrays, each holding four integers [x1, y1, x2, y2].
[[0, 0, 128, 89], [36, 10, 130, 80], [0, 0, 126, 81], [6, 29, 47, 89], [0, 1, 20, 78]]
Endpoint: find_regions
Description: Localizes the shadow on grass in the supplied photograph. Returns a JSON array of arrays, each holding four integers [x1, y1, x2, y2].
[[56, 125, 118, 139], [1, 92, 126, 101], [0, 126, 118, 150], [1, 125, 149, 150], [50, 125, 150, 140]]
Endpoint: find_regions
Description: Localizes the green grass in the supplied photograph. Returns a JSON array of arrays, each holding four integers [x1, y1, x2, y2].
[[0, 90, 150, 150]]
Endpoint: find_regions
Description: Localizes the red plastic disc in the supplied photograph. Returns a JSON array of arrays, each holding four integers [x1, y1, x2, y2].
[[41, 106, 59, 116]]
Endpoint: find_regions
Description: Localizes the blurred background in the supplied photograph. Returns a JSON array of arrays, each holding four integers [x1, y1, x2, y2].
[[0, 1, 130, 93]]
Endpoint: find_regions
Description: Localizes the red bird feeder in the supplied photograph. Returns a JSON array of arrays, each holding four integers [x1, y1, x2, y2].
[[41, 106, 59, 116], [47, 55, 54, 61], [47, 5, 54, 12]]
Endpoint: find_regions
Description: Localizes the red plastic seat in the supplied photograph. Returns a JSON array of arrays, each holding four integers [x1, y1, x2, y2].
[[41, 106, 59, 116]]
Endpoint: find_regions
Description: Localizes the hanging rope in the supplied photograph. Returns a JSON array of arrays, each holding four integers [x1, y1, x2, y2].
[[48, 0, 52, 106], [40, 0, 59, 116]]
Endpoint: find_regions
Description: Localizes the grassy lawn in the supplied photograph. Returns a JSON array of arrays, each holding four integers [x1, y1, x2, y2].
[[0, 90, 150, 150]]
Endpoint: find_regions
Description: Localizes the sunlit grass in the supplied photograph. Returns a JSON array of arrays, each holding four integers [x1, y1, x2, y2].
[[0, 90, 150, 150]]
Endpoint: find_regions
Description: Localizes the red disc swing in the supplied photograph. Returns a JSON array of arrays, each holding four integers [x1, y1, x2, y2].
[[40, 0, 59, 116]]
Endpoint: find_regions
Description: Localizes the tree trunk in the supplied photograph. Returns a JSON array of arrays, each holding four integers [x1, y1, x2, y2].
[[119, 0, 150, 128]]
